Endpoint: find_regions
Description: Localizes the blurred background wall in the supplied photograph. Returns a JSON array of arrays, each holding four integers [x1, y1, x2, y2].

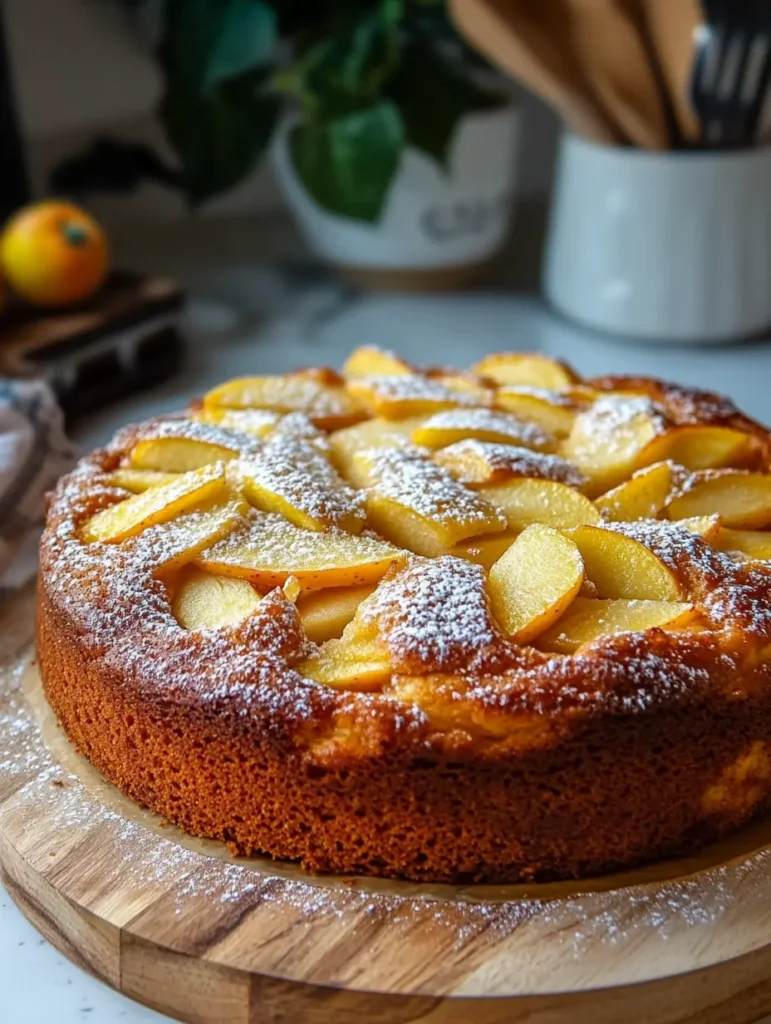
[[4, 0, 560, 219]]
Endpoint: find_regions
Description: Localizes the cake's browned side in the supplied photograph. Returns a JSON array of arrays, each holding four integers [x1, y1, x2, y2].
[[36, 581, 771, 883], [34, 366, 771, 884]]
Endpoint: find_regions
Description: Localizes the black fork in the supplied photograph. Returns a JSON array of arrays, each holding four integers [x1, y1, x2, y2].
[[691, 0, 771, 148]]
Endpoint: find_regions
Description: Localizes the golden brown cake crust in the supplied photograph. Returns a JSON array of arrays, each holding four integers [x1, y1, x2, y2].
[[37, 369, 771, 883]]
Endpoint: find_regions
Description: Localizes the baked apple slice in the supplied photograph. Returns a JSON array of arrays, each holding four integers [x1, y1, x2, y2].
[[536, 598, 696, 654], [488, 524, 584, 643], [82, 463, 228, 544], [595, 461, 675, 522], [715, 527, 771, 561], [354, 447, 507, 556], [196, 407, 280, 437], [434, 439, 586, 489], [479, 478, 601, 531], [343, 345, 413, 377], [172, 565, 262, 629], [471, 352, 579, 390], [301, 618, 391, 691], [676, 514, 722, 543], [494, 387, 577, 437], [203, 373, 366, 430], [106, 468, 179, 493], [145, 498, 249, 573], [567, 524, 683, 600], [197, 512, 405, 590], [346, 374, 477, 419], [638, 424, 757, 472], [425, 371, 493, 406], [328, 416, 426, 486], [238, 434, 367, 534], [450, 531, 519, 569], [412, 408, 551, 452], [668, 471, 771, 528], [297, 584, 377, 642], [561, 395, 664, 494], [130, 437, 241, 472]]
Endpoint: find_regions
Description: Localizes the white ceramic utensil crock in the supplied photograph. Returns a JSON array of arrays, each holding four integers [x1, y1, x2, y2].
[[544, 133, 771, 343]]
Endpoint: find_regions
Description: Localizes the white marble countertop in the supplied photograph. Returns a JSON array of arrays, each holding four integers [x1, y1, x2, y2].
[[3, 214, 771, 1023]]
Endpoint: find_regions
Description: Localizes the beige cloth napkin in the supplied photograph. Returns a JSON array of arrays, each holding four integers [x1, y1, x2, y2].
[[0, 379, 74, 588]]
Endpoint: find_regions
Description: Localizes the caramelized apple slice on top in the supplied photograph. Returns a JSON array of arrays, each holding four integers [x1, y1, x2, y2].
[[668, 471, 771, 529], [172, 565, 262, 630], [197, 511, 405, 591], [82, 464, 228, 544], [488, 524, 584, 643], [354, 447, 507, 556], [237, 434, 367, 534], [536, 598, 697, 654], [346, 374, 477, 420], [479, 478, 601, 531], [204, 373, 366, 430], [472, 352, 579, 390], [566, 524, 683, 601]]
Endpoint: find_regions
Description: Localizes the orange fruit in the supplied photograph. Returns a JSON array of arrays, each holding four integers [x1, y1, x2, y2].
[[0, 201, 109, 307]]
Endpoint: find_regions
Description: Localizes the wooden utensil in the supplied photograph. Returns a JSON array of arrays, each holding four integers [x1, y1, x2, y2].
[[563, 0, 669, 149], [450, 0, 621, 143], [641, 0, 702, 143]]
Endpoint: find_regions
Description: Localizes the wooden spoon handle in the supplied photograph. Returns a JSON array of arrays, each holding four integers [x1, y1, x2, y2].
[[564, 0, 670, 149], [451, 0, 621, 143], [640, 0, 702, 143]]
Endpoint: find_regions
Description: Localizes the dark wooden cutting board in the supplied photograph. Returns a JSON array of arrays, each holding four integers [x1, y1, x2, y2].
[[0, 271, 185, 421]]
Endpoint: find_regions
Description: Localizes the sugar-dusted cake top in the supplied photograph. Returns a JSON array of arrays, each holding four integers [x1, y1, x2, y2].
[[40, 347, 771, 747]]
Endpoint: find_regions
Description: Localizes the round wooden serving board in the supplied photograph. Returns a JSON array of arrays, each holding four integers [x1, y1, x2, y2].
[[5, 586, 771, 1024]]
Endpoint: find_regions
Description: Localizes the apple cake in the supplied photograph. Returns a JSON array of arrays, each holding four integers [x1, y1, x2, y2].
[[37, 347, 771, 883]]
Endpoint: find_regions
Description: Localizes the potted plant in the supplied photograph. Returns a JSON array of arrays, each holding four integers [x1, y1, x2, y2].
[[113, 0, 519, 287]]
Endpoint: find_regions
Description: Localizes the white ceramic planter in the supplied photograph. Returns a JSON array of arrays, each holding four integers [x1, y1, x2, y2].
[[273, 104, 519, 279], [544, 133, 771, 344]]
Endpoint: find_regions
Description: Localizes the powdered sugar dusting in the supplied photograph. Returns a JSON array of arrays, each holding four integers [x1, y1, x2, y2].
[[116, 417, 261, 456], [200, 510, 402, 574], [237, 434, 366, 531], [576, 395, 667, 449], [421, 407, 550, 449], [272, 411, 332, 453], [607, 520, 732, 581], [436, 439, 586, 487], [360, 447, 507, 528], [361, 375, 478, 405], [499, 385, 574, 405], [197, 407, 280, 437], [362, 556, 498, 672]]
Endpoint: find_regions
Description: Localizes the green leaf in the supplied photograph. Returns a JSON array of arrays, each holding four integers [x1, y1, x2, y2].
[[294, 6, 403, 119], [289, 102, 405, 223], [387, 41, 502, 166], [160, 0, 276, 96], [160, 71, 280, 205], [204, 0, 276, 90]]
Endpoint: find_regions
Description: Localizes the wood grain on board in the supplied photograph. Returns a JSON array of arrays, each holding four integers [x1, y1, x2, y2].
[[3, 584, 771, 1024]]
